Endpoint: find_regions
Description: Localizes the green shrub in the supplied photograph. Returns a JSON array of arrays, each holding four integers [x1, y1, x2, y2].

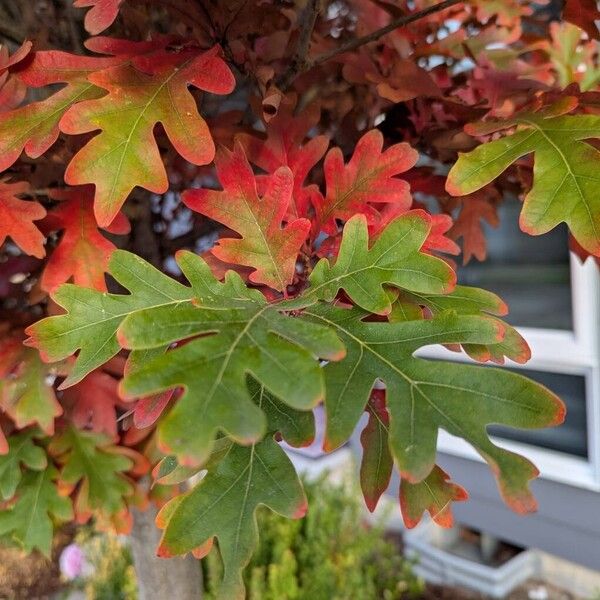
[[202, 476, 424, 600]]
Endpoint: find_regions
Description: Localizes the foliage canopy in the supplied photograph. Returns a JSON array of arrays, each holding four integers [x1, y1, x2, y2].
[[0, 0, 595, 597]]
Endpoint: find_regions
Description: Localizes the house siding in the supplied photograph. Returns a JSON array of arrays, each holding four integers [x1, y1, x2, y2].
[[436, 453, 600, 571]]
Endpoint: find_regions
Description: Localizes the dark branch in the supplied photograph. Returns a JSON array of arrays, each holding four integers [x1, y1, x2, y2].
[[277, 0, 320, 90], [310, 0, 462, 67]]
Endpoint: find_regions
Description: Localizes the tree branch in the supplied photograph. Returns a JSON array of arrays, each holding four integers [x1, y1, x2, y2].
[[277, 0, 320, 90], [310, 0, 462, 68]]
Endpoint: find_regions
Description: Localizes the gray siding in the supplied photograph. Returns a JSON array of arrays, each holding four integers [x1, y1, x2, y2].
[[435, 453, 600, 571]]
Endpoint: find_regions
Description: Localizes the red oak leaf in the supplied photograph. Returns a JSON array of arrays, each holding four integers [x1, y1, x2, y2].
[[447, 189, 500, 264], [62, 368, 129, 440], [0, 180, 46, 258], [132, 394, 171, 429], [237, 97, 329, 217], [359, 390, 393, 512], [343, 53, 441, 103], [0, 41, 33, 74], [74, 0, 124, 34], [563, 0, 600, 40], [124, 352, 173, 429], [40, 187, 130, 292], [0, 41, 32, 112], [314, 129, 418, 234], [183, 143, 310, 292], [423, 214, 461, 256]]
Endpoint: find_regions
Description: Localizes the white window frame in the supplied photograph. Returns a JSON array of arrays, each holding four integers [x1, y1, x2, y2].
[[417, 254, 600, 491]]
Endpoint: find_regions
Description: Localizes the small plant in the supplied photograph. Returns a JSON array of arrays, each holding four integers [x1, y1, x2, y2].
[[67, 529, 137, 600], [202, 477, 425, 600]]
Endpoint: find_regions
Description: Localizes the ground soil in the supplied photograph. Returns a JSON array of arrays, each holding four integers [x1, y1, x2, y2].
[[0, 526, 74, 600]]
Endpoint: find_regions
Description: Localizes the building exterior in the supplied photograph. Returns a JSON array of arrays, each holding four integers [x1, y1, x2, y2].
[[418, 201, 600, 570]]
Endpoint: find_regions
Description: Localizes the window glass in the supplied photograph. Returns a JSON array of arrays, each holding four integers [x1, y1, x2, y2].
[[458, 199, 573, 330]]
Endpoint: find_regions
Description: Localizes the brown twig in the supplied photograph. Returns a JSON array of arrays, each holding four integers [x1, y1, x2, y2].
[[310, 0, 462, 68], [277, 0, 320, 90]]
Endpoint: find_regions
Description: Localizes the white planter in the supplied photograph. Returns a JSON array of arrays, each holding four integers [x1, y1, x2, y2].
[[404, 521, 538, 599]]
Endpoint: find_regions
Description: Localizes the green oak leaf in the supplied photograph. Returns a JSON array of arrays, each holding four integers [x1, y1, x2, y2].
[[308, 211, 455, 314], [249, 380, 315, 449], [156, 436, 306, 600], [0, 430, 47, 500], [118, 263, 343, 465], [390, 286, 530, 364], [49, 426, 134, 519], [446, 113, 600, 256], [92, 252, 344, 466], [25, 250, 197, 387], [0, 465, 73, 556], [1, 348, 63, 433], [302, 304, 564, 513], [26, 247, 342, 467]]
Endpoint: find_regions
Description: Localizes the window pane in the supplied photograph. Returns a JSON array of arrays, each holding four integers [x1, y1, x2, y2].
[[489, 369, 587, 458], [458, 199, 573, 330]]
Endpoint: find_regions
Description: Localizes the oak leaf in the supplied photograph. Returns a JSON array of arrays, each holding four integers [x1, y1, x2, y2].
[[63, 368, 129, 440], [0, 50, 116, 172], [25, 250, 200, 387], [41, 187, 129, 292], [156, 437, 306, 600], [0, 180, 46, 259], [61, 44, 236, 226], [359, 391, 393, 512], [0, 465, 73, 556], [390, 285, 530, 365], [301, 304, 563, 514], [0, 430, 47, 500], [74, 0, 124, 34], [446, 189, 500, 263], [0, 332, 62, 435], [315, 129, 418, 234], [183, 143, 310, 292], [236, 99, 329, 218], [49, 426, 135, 526], [400, 465, 468, 528], [308, 212, 455, 314], [447, 113, 600, 256]]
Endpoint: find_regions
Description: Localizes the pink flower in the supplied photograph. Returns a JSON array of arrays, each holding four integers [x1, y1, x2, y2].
[[59, 543, 85, 580]]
